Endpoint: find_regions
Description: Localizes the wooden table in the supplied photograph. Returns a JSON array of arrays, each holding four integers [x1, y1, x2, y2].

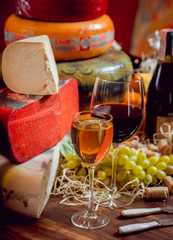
[[0, 194, 173, 240]]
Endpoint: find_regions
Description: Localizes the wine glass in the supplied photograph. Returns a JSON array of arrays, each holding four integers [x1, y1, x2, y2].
[[90, 70, 145, 205], [71, 111, 113, 229]]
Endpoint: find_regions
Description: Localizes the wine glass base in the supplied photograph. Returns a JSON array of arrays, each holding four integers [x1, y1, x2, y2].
[[71, 210, 110, 229]]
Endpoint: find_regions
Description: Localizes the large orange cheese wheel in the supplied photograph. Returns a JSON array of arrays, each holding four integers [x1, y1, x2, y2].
[[4, 14, 114, 61], [15, 0, 108, 22]]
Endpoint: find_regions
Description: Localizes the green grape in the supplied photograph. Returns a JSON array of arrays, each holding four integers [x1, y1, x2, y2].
[[101, 153, 112, 167], [129, 174, 140, 185], [165, 165, 173, 175], [129, 155, 138, 163], [169, 154, 173, 165], [148, 156, 159, 166], [65, 153, 76, 161], [147, 166, 158, 175], [97, 170, 107, 180], [128, 148, 137, 157], [66, 160, 80, 169], [132, 165, 143, 176], [140, 159, 150, 169], [117, 154, 129, 165], [118, 146, 130, 155], [138, 170, 146, 180], [102, 167, 112, 177], [81, 161, 88, 168], [156, 162, 167, 171], [77, 167, 87, 177], [95, 163, 102, 171], [156, 170, 166, 180], [124, 160, 136, 170], [103, 177, 111, 186], [144, 173, 152, 185], [159, 155, 170, 164], [117, 171, 127, 182], [137, 152, 147, 163], [151, 176, 158, 185]]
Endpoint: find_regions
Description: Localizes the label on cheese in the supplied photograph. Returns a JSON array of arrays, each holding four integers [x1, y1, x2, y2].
[[15, 0, 108, 22], [4, 14, 114, 61], [2, 35, 59, 95], [0, 78, 79, 162]]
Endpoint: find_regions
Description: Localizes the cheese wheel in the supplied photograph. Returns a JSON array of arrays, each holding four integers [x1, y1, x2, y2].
[[15, 0, 108, 22], [57, 47, 133, 110], [0, 143, 60, 218], [0, 54, 4, 89], [2, 35, 59, 95], [4, 14, 114, 61], [0, 78, 79, 163]]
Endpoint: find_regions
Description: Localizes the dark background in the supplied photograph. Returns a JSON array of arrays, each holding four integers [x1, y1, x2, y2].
[[0, 0, 139, 53]]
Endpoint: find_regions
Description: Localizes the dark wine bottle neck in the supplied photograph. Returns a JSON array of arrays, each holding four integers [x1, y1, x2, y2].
[[165, 31, 173, 62]]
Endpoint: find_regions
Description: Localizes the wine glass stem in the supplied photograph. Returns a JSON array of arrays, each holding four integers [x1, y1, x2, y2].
[[111, 144, 118, 191], [88, 167, 95, 214]]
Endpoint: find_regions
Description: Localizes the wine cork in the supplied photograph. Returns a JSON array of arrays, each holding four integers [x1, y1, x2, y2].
[[145, 186, 169, 199], [163, 176, 173, 193]]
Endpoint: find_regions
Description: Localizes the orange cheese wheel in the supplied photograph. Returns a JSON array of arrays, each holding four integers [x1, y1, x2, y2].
[[4, 14, 114, 61]]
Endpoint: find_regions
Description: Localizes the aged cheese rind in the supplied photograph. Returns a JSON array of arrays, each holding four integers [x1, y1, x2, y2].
[[0, 78, 79, 162], [2, 35, 59, 95], [4, 14, 114, 61], [0, 143, 60, 218]]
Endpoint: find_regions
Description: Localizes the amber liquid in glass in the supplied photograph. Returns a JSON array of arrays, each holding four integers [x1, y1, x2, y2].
[[71, 117, 113, 167]]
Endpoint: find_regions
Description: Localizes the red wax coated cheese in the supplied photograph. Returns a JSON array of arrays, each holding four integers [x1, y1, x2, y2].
[[15, 0, 108, 22], [0, 79, 79, 163]]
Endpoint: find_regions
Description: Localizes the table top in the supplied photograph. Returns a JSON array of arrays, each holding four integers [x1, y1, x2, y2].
[[0, 193, 173, 240]]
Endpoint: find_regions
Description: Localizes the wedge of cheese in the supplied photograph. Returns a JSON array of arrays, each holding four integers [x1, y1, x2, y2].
[[0, 142, 60, 218], [2, 35, 59, 95], [0, 78, 79, 163]]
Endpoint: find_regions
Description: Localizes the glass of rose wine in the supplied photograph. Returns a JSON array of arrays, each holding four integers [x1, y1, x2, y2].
[[71, 111, 113, 229], [90, 70, 145, 205]]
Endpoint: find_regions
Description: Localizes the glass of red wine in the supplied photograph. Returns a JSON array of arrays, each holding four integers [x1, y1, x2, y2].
[[90, 70, 145, 206]]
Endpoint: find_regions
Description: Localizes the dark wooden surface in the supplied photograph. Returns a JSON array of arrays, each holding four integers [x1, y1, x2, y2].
[[0, 194, 173, 240]]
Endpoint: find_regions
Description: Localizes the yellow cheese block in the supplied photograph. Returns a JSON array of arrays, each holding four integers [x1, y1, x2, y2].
[[4, 14, 114, 61]]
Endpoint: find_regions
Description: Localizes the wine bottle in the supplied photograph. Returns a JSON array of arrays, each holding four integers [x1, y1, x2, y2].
[[145, 29, 173, 139]]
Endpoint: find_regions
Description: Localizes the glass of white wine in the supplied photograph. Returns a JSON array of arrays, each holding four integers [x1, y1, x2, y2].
[[71, 111, 113, 229]]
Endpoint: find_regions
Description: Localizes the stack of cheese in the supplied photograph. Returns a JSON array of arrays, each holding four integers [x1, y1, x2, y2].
[[0, 35, 79, 217], [4, 0, 133, 110]]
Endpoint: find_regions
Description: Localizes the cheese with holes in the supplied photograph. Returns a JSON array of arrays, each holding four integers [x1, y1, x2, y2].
[[4, 14, 114, 61], [2, 35, 59, 95], [0, 143, 60, 218], [15, 0, 108, 22], [0, 78, 79, 163]]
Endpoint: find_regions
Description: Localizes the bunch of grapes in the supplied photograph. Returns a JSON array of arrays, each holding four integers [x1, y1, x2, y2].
[[116, 146, 173, 187], [62, 145, 173, 187]]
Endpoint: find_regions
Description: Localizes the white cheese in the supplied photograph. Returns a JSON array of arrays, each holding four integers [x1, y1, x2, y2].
[[2, 35, 59, 95], [0, 142, 60, 218]]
